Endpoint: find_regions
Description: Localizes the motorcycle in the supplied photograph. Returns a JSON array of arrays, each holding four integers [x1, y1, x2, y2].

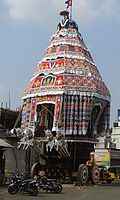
[[36, 175, 62, 193], [8, 173, 38, 196]]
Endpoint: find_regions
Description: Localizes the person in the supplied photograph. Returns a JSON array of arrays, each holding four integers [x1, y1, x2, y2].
[[35, 121, 45, 137], [86, 152, 95, 165], [47, 77, 52, 85], [42, 76, 55, 86]]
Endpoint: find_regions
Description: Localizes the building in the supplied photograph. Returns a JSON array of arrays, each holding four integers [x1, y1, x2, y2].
[[0, 108, 20, 130], [0, 108, 25, 180], [111, 109, 120, 149]]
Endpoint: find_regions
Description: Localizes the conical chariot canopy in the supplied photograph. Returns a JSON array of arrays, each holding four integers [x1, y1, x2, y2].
[[21, 4, 111, 138]]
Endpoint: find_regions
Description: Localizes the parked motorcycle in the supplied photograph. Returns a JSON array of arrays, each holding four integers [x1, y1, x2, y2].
[[8, 173, 38, 196], [36, 175, 62, 193]]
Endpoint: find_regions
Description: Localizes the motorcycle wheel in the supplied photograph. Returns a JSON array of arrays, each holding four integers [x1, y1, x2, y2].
[[8, 184, 19, 195], [55, 184, 62, 193], [29, 186, 38, 196]]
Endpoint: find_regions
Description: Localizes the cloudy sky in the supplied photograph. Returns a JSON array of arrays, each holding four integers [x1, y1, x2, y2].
[[0, 0, 120, 125]]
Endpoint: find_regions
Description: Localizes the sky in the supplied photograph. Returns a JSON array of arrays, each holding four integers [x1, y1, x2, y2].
[[0, 0, 120, 126]]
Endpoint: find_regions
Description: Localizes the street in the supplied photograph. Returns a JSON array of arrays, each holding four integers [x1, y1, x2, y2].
[[0, 181, 120, 200]]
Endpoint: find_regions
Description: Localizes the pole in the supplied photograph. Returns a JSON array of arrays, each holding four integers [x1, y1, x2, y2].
[[70, 3, 72, 20], [8, 92, 11, 110], [65, 0, 72, 20]]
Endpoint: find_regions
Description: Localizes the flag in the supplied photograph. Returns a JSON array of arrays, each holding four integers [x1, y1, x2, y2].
[[65, 0, 72, 9]]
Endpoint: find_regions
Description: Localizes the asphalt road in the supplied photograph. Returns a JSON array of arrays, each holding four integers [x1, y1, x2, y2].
[[0, 181, 120, 200]]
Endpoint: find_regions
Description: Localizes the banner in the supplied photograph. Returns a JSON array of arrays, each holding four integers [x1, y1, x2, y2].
[[94, 149, 110, 167]]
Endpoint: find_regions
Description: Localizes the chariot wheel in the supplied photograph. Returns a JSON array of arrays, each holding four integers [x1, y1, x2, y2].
[[90, 165, 100, 185], [77, 164, 89, 186], [30, 162, 42, 178]]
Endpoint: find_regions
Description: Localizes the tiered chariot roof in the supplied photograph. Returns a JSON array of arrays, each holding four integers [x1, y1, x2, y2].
[[22, 10, 110, 102]]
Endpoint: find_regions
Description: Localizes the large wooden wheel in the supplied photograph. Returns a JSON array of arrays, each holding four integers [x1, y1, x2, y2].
[[77, 164, 89, 186], [30, 162, 42, 178], [90, 165, 100, 185]]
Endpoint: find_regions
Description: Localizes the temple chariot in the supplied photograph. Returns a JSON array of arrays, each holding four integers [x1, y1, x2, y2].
[[17, 0, 111, 183]]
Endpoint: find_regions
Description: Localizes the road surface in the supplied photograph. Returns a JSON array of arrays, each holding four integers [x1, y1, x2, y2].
[[0, 181, 120, 200]]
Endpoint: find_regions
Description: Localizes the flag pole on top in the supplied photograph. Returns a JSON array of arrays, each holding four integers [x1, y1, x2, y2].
[[65, 0, 72, 20]]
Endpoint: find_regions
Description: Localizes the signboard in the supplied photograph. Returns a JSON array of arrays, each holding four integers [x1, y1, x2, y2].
[[94, 149, 110, 167]]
